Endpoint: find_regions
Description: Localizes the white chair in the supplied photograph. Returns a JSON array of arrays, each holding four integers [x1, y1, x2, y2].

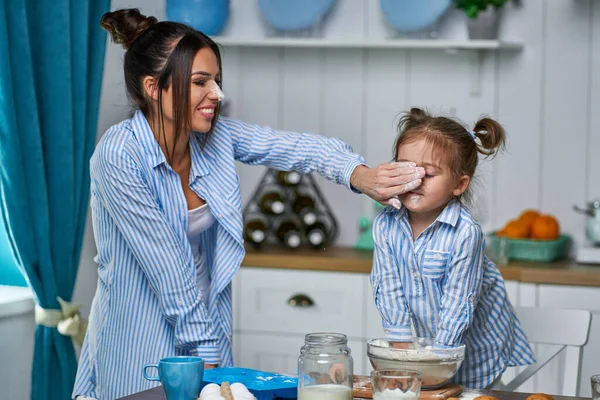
[[495, 306, 591, 396]]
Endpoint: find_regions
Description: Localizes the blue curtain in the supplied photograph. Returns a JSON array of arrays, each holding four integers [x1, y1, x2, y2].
[[0, 0, 110, 399]]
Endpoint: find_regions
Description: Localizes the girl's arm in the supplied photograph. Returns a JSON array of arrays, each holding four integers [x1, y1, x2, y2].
[[371, 211, 413, 342], [435, 224, 486, 347]]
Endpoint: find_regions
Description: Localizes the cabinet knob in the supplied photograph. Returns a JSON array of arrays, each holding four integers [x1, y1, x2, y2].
[[287, 293, 315, 308]]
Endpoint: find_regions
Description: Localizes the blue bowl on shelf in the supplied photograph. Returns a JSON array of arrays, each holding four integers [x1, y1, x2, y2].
[[166, 0, 230, 36], [380, 0, 451, 33], [258, 0, 336, 31]]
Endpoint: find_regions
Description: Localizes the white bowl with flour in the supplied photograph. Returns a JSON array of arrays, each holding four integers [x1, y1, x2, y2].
[[367, 338, 465, 390]]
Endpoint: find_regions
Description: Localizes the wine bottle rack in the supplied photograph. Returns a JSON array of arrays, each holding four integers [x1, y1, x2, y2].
[[242, 168, 339, 250]]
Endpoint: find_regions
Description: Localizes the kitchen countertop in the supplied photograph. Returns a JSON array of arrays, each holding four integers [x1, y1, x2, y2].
[[242, 246, 600, 288]]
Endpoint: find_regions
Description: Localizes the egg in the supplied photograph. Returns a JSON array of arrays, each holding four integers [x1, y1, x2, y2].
[[199, 384, 222, 400], [201, 394, 225, 400], [230, 383, 256, 400], [230, 383, 251, 396], [201, 383, 221, 393], [200, 382, 255, 400]]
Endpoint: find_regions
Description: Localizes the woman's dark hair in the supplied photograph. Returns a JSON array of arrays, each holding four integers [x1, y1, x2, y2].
[[100, 8, 223, 162], [394, 107, 506, 204]]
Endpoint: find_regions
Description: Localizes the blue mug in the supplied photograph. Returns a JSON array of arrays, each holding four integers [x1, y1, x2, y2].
[[143, 356, 205, 400]]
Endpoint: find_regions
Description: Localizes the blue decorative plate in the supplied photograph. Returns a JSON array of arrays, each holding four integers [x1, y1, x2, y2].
[[380, 0, 451, 33], [201, 367, 297, 400], [258, 0, 336, 31], [166, 0, 230, 36]]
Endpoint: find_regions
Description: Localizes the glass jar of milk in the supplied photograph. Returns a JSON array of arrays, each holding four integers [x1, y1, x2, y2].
[[298, 333, 353, 400]]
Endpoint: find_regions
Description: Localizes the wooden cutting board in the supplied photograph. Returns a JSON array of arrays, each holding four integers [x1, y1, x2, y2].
[[353, 375, 463, 399]]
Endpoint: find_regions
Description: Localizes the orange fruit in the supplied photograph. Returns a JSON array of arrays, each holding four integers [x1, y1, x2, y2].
[[531, 215, 560, 240], [502, 219, 529, 239], [518, 209, 541, 236]]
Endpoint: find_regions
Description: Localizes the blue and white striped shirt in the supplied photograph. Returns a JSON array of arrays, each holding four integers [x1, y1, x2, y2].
[[370, 200, 535, 389], [73, 110, 364, 399]]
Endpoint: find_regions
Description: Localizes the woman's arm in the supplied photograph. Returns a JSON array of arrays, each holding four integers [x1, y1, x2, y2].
[[371, 212, 413, 342], [435, 225, 486, 347], [91, 145, 220, 364], [226, 119, 423, 205]]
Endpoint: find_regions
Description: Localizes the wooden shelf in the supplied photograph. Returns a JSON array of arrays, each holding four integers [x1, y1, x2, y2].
[[212, 37, 524, 51]]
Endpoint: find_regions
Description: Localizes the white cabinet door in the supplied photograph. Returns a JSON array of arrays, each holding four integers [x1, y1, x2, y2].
[[236, 332, 366, 376], [239, 268, 365, 338], [505, 281, 520, 306], [236, 332, 303, 375], [232, 272, 241, 330], [365, 276, 386, 339]]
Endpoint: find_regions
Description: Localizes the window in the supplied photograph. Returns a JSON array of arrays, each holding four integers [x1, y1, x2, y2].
[[0, 224, 27, 287]]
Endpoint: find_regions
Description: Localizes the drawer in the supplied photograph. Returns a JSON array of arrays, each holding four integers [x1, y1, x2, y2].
[[238, 268, 365, 338], [235, 332, 366, 376]]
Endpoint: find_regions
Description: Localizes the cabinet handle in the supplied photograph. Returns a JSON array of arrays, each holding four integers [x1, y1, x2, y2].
[[287, 293, 315, 308]]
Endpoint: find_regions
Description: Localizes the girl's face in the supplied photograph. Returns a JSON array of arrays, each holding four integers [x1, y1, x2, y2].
[[160, 47, 223, 133], [396, 138, 469, 215]]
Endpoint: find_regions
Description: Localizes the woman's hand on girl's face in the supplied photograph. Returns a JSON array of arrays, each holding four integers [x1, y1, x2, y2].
[[350, 163, 425, 209]]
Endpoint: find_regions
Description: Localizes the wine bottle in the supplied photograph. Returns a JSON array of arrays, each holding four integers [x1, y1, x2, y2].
[[259, 189, 285, 215], [275, 218, 302, 249], [244, 217, 269, 247], [275, 170, 302, 187], [305, 221, 328, 249], [292, 193, 317, 225]]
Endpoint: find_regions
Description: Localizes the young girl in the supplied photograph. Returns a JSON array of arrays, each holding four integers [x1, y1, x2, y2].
[[370, 108, 535, 389]]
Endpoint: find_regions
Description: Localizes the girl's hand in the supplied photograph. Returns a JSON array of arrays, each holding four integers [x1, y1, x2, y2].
[[205, 364, 218, 369], [350, 163, 425, 209], [391, 341, 412, 349]]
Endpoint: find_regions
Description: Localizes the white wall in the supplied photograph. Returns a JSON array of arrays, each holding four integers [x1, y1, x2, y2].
[[0, 287, 35, 400]]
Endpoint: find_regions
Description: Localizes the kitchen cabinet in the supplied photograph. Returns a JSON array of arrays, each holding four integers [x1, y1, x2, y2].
[[238, 268, 364, 337], [233, 266, 600, 396], [233, 267, 368, 375], [234, 332, 365, 376]]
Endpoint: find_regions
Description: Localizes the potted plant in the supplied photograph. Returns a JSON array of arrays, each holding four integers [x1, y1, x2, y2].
[[454, 0, 509, 40]]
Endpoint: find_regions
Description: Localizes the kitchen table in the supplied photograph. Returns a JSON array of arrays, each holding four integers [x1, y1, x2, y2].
[[119, 386, 592, 400]]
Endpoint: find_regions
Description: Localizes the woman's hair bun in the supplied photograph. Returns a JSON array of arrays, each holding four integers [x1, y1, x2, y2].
[[100, 8, 158, 50]]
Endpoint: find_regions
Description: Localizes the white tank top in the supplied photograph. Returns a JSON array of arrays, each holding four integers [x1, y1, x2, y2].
[[186, 203, 216, 306]]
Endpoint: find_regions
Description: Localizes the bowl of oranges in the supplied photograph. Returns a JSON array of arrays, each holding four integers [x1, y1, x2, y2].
[[488, 210, 570, 262]]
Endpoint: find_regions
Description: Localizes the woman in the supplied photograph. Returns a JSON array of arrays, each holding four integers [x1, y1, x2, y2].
[[74, 8, 425, 399]]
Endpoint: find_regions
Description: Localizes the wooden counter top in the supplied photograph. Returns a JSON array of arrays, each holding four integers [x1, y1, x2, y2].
[[242, 246, 600, 288]]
